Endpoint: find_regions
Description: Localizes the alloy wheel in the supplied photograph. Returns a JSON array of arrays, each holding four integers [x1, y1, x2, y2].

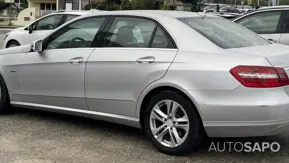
[[149, 100, 189, 148]]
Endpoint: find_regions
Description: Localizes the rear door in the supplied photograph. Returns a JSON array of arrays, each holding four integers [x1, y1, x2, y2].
[[85, 16, 178, 117], [279, 11, 289, 45], [234, 10, 285, 43]]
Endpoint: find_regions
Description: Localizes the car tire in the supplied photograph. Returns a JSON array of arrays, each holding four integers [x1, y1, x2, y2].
[[143, 90, 203, 155], [7, 40, 20, 48], [0, 76, 10, 114]]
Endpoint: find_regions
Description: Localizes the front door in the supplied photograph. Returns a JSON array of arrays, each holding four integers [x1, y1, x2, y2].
[[85, 16, 178, 117], [18, 16, 108, 110]]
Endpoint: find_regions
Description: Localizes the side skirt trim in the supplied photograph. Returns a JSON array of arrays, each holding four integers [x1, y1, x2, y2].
[[11, 101, 141, 128]]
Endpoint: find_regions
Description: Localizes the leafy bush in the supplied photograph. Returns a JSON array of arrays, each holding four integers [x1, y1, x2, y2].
[[161, 3, 169, 10], [168, 5, 176, 10], [107, 3, 119, 10], [131, 0, 145, 10]]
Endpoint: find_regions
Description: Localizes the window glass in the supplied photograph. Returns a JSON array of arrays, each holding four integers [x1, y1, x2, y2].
[[46, 3, 51, 10], [105, 17, 156, 47], [282, 12, 289, 33], [65, 15, 79, 22], [236, 11, 282, 34], [179, 17, 270, 49], [46, 17, 105, 49], [52, 3, 57, 10], [35, 15, 63, 30], [40, 3, 45, 10], [151, 27, 174, 49]]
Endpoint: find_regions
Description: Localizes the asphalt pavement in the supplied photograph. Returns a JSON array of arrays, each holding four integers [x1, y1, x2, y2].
[[0, 31, 289, 163], [1, 108, 289, 163], [0, 29, 11, 34]]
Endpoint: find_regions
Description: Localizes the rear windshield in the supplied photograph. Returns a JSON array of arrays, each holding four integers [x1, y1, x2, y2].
[[178, 17, 270, 49]]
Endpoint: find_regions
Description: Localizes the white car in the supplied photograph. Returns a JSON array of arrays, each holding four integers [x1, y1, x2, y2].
[[233, 6, 289, 45], [3, 11, 93, 48]]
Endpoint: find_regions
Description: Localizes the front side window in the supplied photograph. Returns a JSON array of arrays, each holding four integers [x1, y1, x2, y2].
[[35, 14, 63, 30], [105, 17, 156, 47], [235, 11, 282, 34], [179, 17, 270, 49], [45, 17, 106, 49]]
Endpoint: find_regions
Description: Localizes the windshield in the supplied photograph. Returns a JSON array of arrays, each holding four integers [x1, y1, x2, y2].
[[178, 17, 270, 49]]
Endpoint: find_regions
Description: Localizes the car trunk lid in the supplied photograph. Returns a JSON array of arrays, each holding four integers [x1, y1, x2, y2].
[[227, 44, 289, 68]]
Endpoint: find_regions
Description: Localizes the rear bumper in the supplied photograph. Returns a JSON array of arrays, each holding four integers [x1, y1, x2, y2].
[[187, 86, 289, 137], [204, 118, 289, 137]]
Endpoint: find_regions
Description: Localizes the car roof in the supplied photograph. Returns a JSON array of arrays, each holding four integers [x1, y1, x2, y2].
[[257, 5, 289, 11], [82, 10, 218, 19], [52, 9, 102, 15]]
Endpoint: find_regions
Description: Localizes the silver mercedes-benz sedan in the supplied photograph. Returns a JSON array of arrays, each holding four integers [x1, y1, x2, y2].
[[0, 10, 289, 155]]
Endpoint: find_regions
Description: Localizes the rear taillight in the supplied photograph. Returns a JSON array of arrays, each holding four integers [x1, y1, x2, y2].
[[230, 65, 289, 88]]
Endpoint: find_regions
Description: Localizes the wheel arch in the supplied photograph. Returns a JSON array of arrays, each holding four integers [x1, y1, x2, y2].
[[6, 39, 20, 48], [0, 71, 10, 100], [137, 83, 204, 130]]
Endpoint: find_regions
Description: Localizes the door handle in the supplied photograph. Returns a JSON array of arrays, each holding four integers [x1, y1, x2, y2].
[[268, 38, 277, 43], [68, 57, 84, 64], [136, 56, 155, 64]]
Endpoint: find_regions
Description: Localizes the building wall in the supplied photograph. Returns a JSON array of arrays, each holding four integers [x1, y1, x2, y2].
[[58, 0, 104, 10], [29, 0, 56, 17], [13, 7, 36, 26]]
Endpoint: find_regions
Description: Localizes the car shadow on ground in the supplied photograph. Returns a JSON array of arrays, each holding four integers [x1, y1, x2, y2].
[[7, 107, 289, 158]]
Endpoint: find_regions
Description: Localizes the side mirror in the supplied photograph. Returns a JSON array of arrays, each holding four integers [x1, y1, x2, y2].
[[31, 40, 43, 52], [28, 25, 33, 34]]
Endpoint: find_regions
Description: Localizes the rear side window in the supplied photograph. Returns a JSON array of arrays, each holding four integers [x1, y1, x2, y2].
[[64, 15, 79, 22], [104, 17, 176, 49], [178, 17, 270, 49], [105, 17, 156, 48], [235, 11, 282, 34], [151, 27, 174, 49]]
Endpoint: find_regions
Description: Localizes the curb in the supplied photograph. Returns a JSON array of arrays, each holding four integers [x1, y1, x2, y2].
[[0, 26, 22, 29]]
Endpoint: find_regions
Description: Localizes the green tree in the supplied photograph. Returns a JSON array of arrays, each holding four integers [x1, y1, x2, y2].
[[120, 0, 133, 10], [190, 0, 197, 11], [22, 0, 28, 9], [161, 3, 169, 10], [144, 0, 154, 9], [280, 0, 289, 5], [131, 0, 146, 9]]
